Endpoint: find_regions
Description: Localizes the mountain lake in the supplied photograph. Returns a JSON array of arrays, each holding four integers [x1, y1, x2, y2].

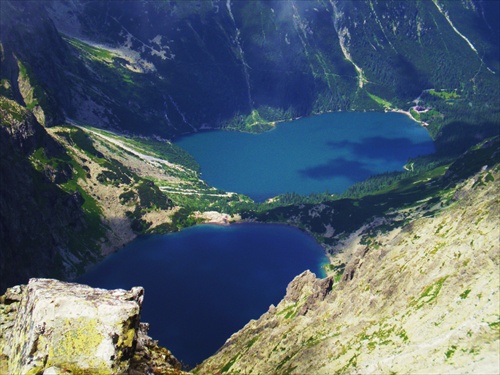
[[78, 112, 435, 368], [78, 224, 328, 368], [175, 111, 435, 201]]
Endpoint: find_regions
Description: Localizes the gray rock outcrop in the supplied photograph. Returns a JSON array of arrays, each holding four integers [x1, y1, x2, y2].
[[1, 279, 190, 374], [2, 279, 143, 374]]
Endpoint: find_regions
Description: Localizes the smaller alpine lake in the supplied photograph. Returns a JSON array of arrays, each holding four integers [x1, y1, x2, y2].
[[77, 224, 328, 368], [175, 112, 435, 201]]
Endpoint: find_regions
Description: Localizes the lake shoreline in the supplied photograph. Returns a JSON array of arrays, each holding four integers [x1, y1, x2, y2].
[[217, 107, 431, 137], [388, 108, 429, 127], [175, 111, 435, 200]]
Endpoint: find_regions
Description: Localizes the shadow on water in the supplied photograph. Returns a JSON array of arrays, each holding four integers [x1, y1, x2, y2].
[[175, 112, 435, 199], [326, 137, 433, 161], [298, 158, 373, 181]]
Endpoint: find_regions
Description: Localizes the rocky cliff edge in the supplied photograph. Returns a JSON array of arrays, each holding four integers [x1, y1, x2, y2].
[[0, 278, 188, 375]]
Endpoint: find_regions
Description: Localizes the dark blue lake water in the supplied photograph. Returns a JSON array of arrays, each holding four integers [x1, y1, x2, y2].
[[175, 112, 435, 201], [77, 224, 328, 368]]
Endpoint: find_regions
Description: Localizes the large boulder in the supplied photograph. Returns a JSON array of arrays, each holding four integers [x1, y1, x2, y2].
[[4, 278, 143, 374]]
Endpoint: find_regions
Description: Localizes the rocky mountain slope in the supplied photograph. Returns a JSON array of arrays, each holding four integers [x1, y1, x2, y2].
[[0, 98, 100, 290], [198, 163, 500, 374]]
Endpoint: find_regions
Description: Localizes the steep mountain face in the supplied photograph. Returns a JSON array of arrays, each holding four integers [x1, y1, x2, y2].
[[198, 164, 500, 374], [0, 98, 100, 292], [1, 0, 498, 140], [0, 1, 68, 126]]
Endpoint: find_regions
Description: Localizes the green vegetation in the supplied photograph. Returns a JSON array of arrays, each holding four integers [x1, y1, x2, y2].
[[1, 4, 499, 345], [16, 60, 59, 120], [29, 147, 73, 184], [26, 130, 105, 253], [62, 37, 170, 135], [244, 336, 259, 349], [7, 0, 499, 146], [275, 352, 299, 373], [409, 109, 421, 122], [488, 319, 500, 331], [0, 97, 27, 124], [398, 329, 409, 342], [277, 303, 299, 320], [323, 263, 346, 282], [64, 37, 114, 62], [445, 345, 458, 359], [429, 242, 446, 255], [244, 109, 275, 132], [284, 309, 297, 320], [55, 127, 102, 157], [16, 61, 42, 104], [119, 190, 136, 205], [126, 137, 200, 173], [57, 125, 258, 235], [124, 180, 173, 233], [337, 354, 358, 373], [111, 130, 499, 250], [61, 168, 105, 251], [428, 89, 461, 100], [136, 180, 171, 210], [54, 125, 167, 238], [84, 126, 201, 173], [220, 353, 241, 373], [459, 289, 471, 300], [472, 171, 495, 189], [413, 276, 448, 309], [241, 137, 499, 248], [97, 169, 131, 186], [224, 109, 276, 133], [358, 322, 410, 356], [0, 78, 13, 98], [340, 156, 453, 199], [367, 92, 393, 109]]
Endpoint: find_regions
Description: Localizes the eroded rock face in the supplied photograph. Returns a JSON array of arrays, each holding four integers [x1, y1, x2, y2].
[[4, 279, 143, 374], [0, 98, 99, 292]]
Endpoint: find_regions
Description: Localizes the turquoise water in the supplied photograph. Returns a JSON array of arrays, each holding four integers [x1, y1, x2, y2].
[[78, 224, 328, 368], [175, 112, 435, 201]]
